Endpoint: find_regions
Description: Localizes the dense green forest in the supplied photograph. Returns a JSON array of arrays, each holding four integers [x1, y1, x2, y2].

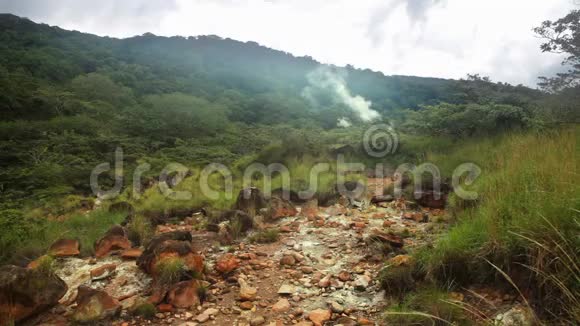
[[0, 13, 572, 215]]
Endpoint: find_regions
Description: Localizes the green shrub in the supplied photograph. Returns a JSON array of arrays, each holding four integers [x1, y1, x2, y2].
[[132, 302, 156, 319]]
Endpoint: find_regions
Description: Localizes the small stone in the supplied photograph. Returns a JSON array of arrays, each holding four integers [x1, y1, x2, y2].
[[354, 275, 371, 291], [328, 301, 344, 314], [337, 270, 351, 282], [277, 284, 295, 295], [318, 274, 331, 288], [195, 313, 210, 323], [250, 316, 266, 326], [300, 266, 314, 274], [308, 309, 331, 326], [280, 255, 296, 266], [240, 301, 254, 310], [239, 278, 257, 301], [272, 299, 291, 313]]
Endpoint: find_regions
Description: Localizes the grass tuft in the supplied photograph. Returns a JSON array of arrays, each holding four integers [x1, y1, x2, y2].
[[155, 257, 187, 286], [248, 229, 279, 244]]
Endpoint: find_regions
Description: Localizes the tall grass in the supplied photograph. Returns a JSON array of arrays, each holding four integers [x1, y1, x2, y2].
[[0, 210, 125, 264], [417, 127, 579, 321]]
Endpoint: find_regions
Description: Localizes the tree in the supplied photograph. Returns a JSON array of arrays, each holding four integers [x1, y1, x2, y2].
[[534, 10, 580, 93]]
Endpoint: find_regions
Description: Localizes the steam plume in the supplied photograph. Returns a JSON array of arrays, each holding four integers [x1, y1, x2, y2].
[[303, 66, 380, 122]]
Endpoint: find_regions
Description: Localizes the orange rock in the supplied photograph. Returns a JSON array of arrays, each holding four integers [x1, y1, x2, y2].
[[167, 280, 203, 308], [269, 196, 298, 219], [49, 239, 80, 257], [358, 317, 374, 325], [308, 309, 331, 326], [279, 225, 293, 233], [120, 248, 143, 259], [368, 229, 404, 248], [383, 220, 395, 227], [94, 226, 131, 258], [157, 303, 174, 313], [147, 287, 167, 305], [238, 253, 257, 260], [390, 255, 413, 267], [215, 253, 240, 274], [313, 217, 325, 227], [351, 222, 366, 229], [90, 263, 117, 281], [155, 250, 204, 276], [337, 271, 351, 282]]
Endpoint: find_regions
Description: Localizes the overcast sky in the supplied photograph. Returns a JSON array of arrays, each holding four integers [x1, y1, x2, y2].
[[1, 0, 577, 87]]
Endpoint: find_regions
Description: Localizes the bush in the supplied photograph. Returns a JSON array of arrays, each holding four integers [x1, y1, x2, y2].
[[132, 302, 156, 319]]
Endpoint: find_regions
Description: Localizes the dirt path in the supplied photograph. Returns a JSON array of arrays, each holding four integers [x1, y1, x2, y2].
[[29, 179, 450, 326]]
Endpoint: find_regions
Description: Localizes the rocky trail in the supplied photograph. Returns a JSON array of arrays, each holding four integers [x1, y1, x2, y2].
[[2, 179, 525, 326]]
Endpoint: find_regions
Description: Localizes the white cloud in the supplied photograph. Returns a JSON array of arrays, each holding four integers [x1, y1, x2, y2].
[[0, 0, 575, 86]]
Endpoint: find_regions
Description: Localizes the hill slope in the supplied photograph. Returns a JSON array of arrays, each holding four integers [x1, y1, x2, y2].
[[0, 14, 545, 211]]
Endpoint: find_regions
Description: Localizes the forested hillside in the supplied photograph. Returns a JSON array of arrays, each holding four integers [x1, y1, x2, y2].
[[0, 14, 553, 213]]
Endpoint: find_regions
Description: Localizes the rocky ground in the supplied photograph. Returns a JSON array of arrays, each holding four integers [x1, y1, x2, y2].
[[2, 179, 529, 326]]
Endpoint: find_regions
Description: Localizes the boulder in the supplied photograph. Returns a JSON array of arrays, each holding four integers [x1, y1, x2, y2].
[[94, 225, 131, 258], [72, 286, 120, 323], [215, 253, 240, 275], [0, 265, 67, 324], [137, 231, 203, 276], [167, 280, 204, 308], [48, 239, 80, 257], [234, 187, 268, 217], [268, 196, 298, 220]]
